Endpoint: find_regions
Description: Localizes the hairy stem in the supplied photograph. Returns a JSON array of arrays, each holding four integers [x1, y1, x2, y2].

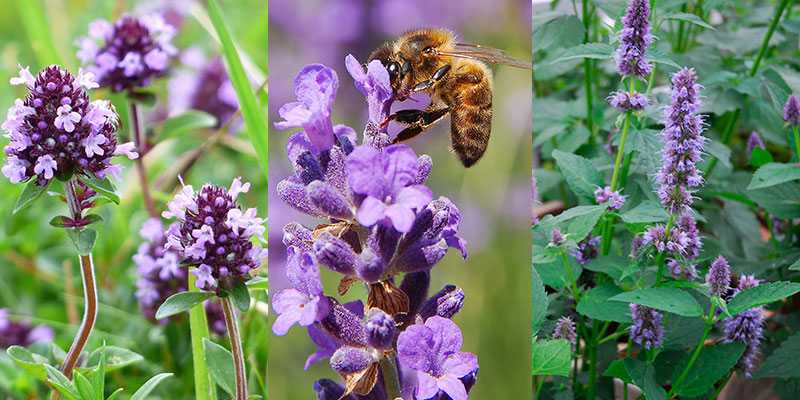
[[654, 214, 675, 286], [380, 354, 402, 400], [129, 103, 156, 217], [222, 296, 248, 400]]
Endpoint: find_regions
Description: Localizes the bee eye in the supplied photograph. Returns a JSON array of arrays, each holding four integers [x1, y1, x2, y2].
[[423, 47, 434, 55], [387, 61, 401, 75], [401, 61, 411, 75]]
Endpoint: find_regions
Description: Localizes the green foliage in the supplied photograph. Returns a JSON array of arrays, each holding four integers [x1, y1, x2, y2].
[[159, 110, 218, 141], [156, 291, 215, 319], [609, 287, 704, 318], [670, 342, 745, 397], [532, 339, 572, 377], [755, 332, 800, 379], [727, 281, 800, 316], [204, 338, 237, 396]]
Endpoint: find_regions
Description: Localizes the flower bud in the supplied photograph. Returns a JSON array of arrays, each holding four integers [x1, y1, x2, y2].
[[365, 308, 395, 350]]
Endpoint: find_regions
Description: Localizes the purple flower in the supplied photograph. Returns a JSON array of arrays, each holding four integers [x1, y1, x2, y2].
[[655, 67, 707, 215], [614, 0, 654, 79], [747, 131, 765, 160], [345, 54, 393, 127], [346, 145, 434, 233], [397, 316, 479, 400], [167, 49, 239, 129], [594, 185, 627, 211], [272, 247, 331, 335], [365, 308, 395, 349], [418, 285, 465, 320], [723, 275, 764, 378], [784, 94, 800, 127], [607, 90, 649, 112], [570, 233, 601, 265], [642, 225, 689, 254], [666, 259, 698, 280], [163, 177, 266, 291], [274, 64, 339, 152], [0, 309, 54, 349], [552, 316, 577, 350], [629, 304, 664, 350], [77, 15, 176, 92], [2, 65, 132, 185], [706, 255, 731, 297], [550, 228, 565, 247]]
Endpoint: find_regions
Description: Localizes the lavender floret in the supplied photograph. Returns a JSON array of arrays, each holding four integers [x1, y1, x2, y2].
[[614, 0, 654, 79], [629, 304, 664, 350]]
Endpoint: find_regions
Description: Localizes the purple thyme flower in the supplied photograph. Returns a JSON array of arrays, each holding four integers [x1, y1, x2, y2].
[[706, 255, 731, 297], [629, 304, 664, 350], [614, 0, 654, 79], [274, 64, 339, 152], [272, 247, 332, 335], [747, 131, 765, 160], [655, 67, 707, 215], [77, 14, 176, 92], [0, 309, 54, 349], [594, 185, 627, 211], [723, 275, 764, 378], [163, 177, 266, 292], [347, 144, 434, 233], [167, 48, 239, 129], [784, 94, 800, 127], [550, 228, 565, 247], [607, 90, 649, 112], [570, 233, 601, 265], [2, 65, 135, 185], [397, 316, 479, 400], [552, 316, 577, 350], [134, 217, 185, 318], [642, 225, 689, 254]]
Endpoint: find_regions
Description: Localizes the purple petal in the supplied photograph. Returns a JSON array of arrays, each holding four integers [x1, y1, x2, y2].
[[415, 372, 439, 400], [357, 196, 388, 227], [383, 145, 420, 192], [385, 204, 416, 233], [346, 146, 384, 197], [438, 375, 468, 400], [396, 185, 434, 211], [443, 352, 479, 378]]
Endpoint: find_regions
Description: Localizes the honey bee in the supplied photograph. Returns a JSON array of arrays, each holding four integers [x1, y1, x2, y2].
[[369, 27, 531, 167]]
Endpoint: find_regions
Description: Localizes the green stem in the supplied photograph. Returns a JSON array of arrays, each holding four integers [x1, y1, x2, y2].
[[711, 371, 733, 400], [793, 126, 800, 161], [583, 0, 594, 136], [560, 248, 581, 301], [588, 320, 599, 400], [188, 270, 216, 400], [655, 214, 676, 286], [765, 211, 779, 252], [380, 355, 402, 400], [610, 112, 633, 191], [668, 305, 716, 398], [129, 103, 156, 217], [534, 374, 545, 400], [598, 328, 627, 345]]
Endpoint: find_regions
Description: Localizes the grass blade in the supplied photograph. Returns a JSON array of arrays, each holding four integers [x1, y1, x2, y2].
[[188, 270, 217, 400], [14, 0, 61, 66]]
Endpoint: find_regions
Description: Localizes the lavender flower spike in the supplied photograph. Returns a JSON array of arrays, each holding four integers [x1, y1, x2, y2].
[[655, 67, 707, 215], [397, 316, 479, 400], [723, 275, 764, 377], [784, 94, 800, 126], [552, 316, 577, 350], [614, 0, 654, 79], [549, 228, 565, 247], [629, 304, 664, 350], [706, 255, 731, 297]]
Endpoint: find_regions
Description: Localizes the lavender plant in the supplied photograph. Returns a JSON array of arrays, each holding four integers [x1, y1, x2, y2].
[[534, 0, 800, 398], [271, 56, 478, 400]]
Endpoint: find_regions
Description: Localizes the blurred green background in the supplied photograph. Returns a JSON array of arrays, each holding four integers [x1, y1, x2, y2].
[[0, 0, 268, 398], [268, 0, 533, 399]]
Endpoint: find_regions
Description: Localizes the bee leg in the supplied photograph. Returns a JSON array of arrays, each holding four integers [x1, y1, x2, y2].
[[393, 126, 424, 143], [389, 107, 451, 143], [412, 65, 451, 92]]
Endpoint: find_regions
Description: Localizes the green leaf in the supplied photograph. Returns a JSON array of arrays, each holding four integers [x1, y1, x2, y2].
[[7, 346, 49, 381], [76, 346, 143, 373], [203, 338, 236, 395], [728, 281, 800, 316], [160, 110, 218, 140], [156, 291, 214, 319], [93, 346, 105, 400], [748, 163, 800, 190], [583, 255, 633, 282], [577, 284, 633, 323], [45, 364, 79, 400], [670, 342, 745, 397], [625, 358, 666, 400], [207, 0, 268, 180], [245, 276, 268, 290], [107, 388, 124, 400], [663, 315, 705, 350], [748, 182, 800, 219], [532, 339, 572, 376], [67, 228, 98, 256], [603, 359, 632, 383], [130, 373, 173, 400], [49, 215, 74, 228], [789, 257, 800, 271], [649, 48, 681, 70], [538, 205, 606, 244], [755, 332, 800, 379], [127, 90, 157, 108], [14, 179, 49, 214], [75, 372, 96, 400], [750, 147, 773, 168], [551, 42, 614, 63], [662, 12, 716, 31], [552, 150, 604, 203], [532, 267, 548, 338], [78, 174, 120, 204], [533, 12, 585, 52], [609, 287, 704, 317], [620, 201, 669, 224], [706, 140, 732, 168], [229, 279, 251, 312]]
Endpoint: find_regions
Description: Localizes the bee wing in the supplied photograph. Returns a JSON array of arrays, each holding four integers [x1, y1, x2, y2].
[[438, 43, 532, 70]]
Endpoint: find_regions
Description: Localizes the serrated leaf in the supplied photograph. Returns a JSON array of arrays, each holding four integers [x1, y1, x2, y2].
[[203, 338, 236, 395], [754, 332, 800, 378], [552, 150, 604, 203], [67, 228, 98, 256], [7, 346, 49, 381], [13, 179, 49, 214], [532, 339, 572, 376], [538, 205, 606, 244], [159, 110, 218, 140], [155, 291, 214, 319], [620, 201, 669, 224], [727, 281, 800, 316], [670, 342, 745, 397], [78, 174, 120, 204], [662, 12, 716, 30], [603, 359, 632, 383], [649, 48, 681, 70], [532, 267, 548, 338], [609, 287, 704, 317], [624, 358, 666, 400], [577, 284, 633, 323], [747, 163, 800, 190], [130, 373, 173, 400], [551, 42, 614, 63], [583, 255, 629, 281]]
